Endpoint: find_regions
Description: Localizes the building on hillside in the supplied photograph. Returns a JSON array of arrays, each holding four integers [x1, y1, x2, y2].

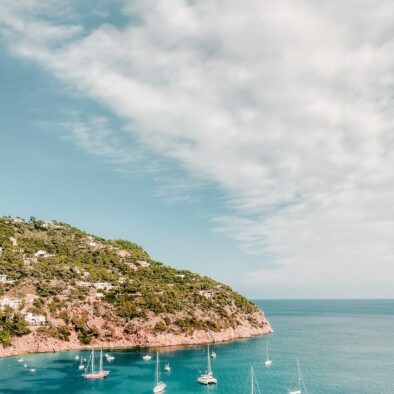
[[175, 274, 186, 280], [136, 260, 150, 268], [34, 250, 49, 258], [24, 312, 46, 326], [9, 237, 17, 246], [0, 297, 21, 311], [93, 282, 113, 291], [0, 274, 14, 284], [198, 290, 216, 299], [76, 280, 91, 288]]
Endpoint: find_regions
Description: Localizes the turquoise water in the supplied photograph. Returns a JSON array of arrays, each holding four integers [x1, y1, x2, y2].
[[1, 300, 394, 393]]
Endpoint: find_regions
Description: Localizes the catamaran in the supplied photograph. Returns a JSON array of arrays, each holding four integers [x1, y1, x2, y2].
[[244, 366, 262, 394], [153, 352, 167, 393], [264, 343, 272, 367], [83, 349, 110, 380], [197, 344, 217, 385], [288, 359, 307, 394]]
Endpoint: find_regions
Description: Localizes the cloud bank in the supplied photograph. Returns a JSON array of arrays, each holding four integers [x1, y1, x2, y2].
[[1, 0, 393, 295]]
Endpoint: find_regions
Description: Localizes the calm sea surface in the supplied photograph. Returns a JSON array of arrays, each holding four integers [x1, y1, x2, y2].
[[1, 299, 393, 393]]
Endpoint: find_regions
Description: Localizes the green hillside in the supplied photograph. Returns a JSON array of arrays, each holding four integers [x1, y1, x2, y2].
[[0, 216, 267, 349]]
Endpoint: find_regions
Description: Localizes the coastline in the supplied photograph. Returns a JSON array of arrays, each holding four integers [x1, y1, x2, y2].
[[0, 318, 273, 359]]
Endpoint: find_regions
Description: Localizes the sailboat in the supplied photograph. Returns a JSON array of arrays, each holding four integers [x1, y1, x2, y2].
[[78, 356, 85, 370], [211, 350, 217, 359], [264, 343, 272, 367], [197, 344, 217, 385], [288, 359, 307, 394], [84, 349, 110, 380], [245, 366, 262, 394], [153, 352, 167, 393]]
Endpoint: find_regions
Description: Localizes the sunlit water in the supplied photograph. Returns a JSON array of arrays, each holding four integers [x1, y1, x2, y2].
[[1, 300, 393, 393]]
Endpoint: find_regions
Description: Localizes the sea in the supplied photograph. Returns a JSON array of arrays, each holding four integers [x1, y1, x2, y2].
[[1, 299, 393, 393]]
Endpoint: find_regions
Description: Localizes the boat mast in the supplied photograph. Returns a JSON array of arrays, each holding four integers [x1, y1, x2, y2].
[[155, 351, 160, 386], [266, 344, 269, 361], [99, 349, 103, 373], [92, 350, 95, 374], [251, 366, 254, 394], [207, 343, 212, 374], [297, 358, 301, 391]]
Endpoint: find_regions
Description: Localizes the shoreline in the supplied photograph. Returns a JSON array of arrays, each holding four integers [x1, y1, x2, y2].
[[0, 323, 273, 359]]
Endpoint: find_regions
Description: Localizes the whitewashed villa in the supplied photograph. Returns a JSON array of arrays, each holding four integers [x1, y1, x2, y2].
[[0, 297, 21, 311], [24, 312, 46, 326]]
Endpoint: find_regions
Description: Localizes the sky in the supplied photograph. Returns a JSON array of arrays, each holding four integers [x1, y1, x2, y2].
[[0, 0, 393, 299]]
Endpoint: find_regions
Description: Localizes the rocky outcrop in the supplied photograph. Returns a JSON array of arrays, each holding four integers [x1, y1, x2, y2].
[[0, 310, 272, 358]]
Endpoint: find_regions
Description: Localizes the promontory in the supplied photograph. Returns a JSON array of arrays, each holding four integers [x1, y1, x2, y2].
[[0, 216, 272, 358]]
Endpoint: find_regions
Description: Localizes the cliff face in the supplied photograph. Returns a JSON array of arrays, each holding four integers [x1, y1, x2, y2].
[[0, 217, 272, 357]]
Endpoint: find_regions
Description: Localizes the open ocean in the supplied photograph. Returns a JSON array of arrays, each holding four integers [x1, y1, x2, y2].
[[1, 299, 393, 393]]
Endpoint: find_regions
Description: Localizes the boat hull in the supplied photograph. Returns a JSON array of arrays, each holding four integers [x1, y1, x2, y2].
[[153, 382, 167, 393], [84, 372, 107, 380], [197, 374, 217, 385]]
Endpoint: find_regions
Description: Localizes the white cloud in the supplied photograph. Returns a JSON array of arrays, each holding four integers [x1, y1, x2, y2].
[[1, 0, 393, 295]]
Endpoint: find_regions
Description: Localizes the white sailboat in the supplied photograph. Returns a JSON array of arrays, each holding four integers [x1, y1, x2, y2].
[[211, 350, 217, 359], [288, 359, 306, 394], [245, 366, 262, 394], [153, 352, 167, 393], [78, 356, 85, 370], [84, 349, 109, 380], [264, 343, 272, 367], [197, 344, 217, 385]]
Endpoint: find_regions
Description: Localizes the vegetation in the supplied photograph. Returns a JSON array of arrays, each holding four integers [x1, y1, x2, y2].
[[0, 216, 263, 348]]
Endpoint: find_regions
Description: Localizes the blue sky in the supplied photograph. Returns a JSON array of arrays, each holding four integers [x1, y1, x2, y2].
[[0, 0, 393, 298]]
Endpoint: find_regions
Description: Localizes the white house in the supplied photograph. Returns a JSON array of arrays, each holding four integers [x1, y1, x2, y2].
[[86, 236, 98, 248], [0, 247, 3, 255], [198, 290, 216, 299], [24, 312, 46, 326], [9, 237, 17, 246], [136, 260, 150, 268], [93, 282, 113, 291], [175, 274, 186, 280], [34, 250, 49, 258], [76, 280, 91, 288], [0, 274, 14, 284], [0, 297, 21, 311]]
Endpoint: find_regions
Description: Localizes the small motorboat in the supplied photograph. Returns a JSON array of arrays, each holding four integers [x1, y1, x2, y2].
[[29, 368, 36, 373], [164, 363, 171, 372], [143, 354, 152, 361]]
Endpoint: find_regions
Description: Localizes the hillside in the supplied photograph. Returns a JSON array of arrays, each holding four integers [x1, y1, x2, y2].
[[0, 216, 271, 357]]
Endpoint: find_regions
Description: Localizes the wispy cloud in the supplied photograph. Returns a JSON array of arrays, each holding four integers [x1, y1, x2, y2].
[[1, 0, 393, 294]]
